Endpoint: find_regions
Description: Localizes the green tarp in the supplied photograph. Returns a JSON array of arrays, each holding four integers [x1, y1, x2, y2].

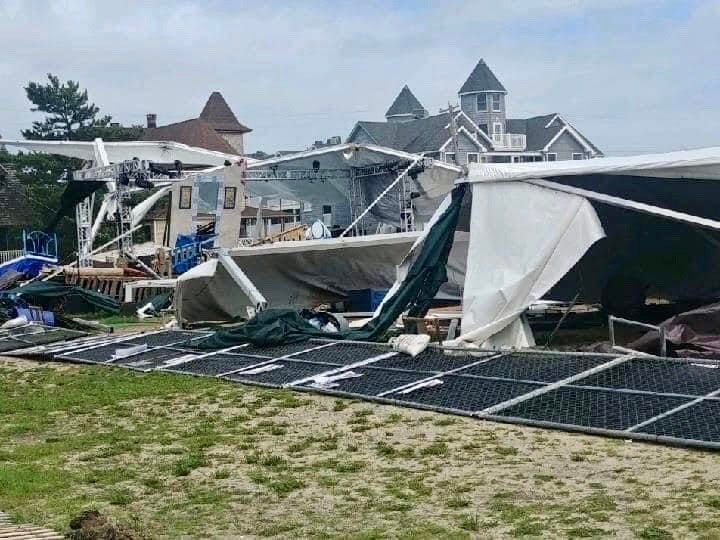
[[198, 184, 467, 349], [1, 280, 120, 314]]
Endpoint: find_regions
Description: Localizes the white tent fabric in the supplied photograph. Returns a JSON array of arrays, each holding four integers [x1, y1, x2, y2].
[[0, 139, 250, 167], [465, 146, 720, 183], [449, 182, 605, 347], [175, 257, 266, 323]]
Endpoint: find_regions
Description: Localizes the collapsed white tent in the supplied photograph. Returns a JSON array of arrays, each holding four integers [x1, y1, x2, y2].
[[175, 254, 266, 324], [373, 146, 720, 349]]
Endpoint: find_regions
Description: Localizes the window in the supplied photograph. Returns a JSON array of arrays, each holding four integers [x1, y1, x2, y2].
[[493, 122, 503, 135], [444, 152, 456, 164], [270, 217, 282, 225], [479, 123, 488, 134], [476, 94, 487, 112], [223, 186, 237, 209], [322, 205, 332, 215], [491, 94, 501, 112], [467, 153, 479, 164], [512, 156, 521, 163], [179, 186, 192, 209], [572, 153, 584, 160], [546, 153, 557, 162]]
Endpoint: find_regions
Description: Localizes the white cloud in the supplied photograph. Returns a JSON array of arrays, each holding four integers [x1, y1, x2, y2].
[[0, 0, 718, 154]]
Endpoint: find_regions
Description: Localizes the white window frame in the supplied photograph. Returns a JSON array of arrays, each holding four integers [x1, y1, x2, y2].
[[491, 94, 501, 112], [466, 152, 479, 164], [492, 122, 503, 135], [546, 153, 557, 162], [572, 153, 584, 160], [444, 152, 457, 164], [476, 94, 487, 112]]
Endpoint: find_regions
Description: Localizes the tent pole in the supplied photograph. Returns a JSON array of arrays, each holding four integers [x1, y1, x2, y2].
[[524, 178, 720, 231]]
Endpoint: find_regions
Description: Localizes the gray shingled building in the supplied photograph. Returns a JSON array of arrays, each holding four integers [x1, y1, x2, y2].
[[348, 59, 602, 165]]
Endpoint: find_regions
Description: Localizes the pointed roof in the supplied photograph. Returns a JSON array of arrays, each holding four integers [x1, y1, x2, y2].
[[459, 59, 507, 94], [385, 85, 426, 117], [199, 92, 252, 133]]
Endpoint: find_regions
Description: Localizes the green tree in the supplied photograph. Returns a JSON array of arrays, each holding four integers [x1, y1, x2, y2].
[[22, 74, 111, 140]]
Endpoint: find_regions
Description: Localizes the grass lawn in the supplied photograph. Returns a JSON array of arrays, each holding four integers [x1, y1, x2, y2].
[[2, 357, 720, 538]]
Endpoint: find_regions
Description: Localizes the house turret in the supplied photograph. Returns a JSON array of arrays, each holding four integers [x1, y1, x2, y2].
[[459, 59, 507, 140], [385, 85, 428, 123]]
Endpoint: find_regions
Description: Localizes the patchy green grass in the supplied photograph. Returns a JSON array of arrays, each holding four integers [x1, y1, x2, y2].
[[3, 358, 720, 538]]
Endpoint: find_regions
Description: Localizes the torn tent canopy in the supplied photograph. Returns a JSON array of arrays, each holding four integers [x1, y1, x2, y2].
[[45, 180, 106, 232], [0, 280, 120, 314], [196, 184, 468, 348]]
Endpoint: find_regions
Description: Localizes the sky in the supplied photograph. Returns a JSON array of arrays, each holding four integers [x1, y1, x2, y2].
[[0, 0, 718, 155]]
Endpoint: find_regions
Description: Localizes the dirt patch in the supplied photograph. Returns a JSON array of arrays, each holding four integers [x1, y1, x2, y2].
[[68, 510, 137, 540]]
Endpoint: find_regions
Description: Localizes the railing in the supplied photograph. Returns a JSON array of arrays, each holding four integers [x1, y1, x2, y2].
[[0, 250, 24, 264], [491, 133, 526, 151]]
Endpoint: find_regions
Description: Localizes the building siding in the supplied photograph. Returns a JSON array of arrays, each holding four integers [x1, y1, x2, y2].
[[546, 131, 586, 161], [460, 92, 506, 134], [348, 127, 377, 145]]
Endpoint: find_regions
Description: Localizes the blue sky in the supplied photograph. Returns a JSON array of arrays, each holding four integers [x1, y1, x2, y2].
[[1, 0, 718, 155]]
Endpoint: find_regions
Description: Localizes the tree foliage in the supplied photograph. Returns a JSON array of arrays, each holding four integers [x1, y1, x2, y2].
[[22, 74, 111, 140]]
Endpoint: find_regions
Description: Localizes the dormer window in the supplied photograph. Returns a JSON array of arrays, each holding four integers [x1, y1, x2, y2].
[[491, 94, 501, 112], [476, 94, 487, 112]]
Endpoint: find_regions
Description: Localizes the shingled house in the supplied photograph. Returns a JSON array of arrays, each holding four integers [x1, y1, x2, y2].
[[348, 59, 602, 164], [142, 92, 251, 155]]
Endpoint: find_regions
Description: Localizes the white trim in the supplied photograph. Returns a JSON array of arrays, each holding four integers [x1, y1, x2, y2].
[[439, 127, 487, 153], [458, 90, 508, 96], [491, 94, 502, 112], [476, 94, 488, 112], [454, 111, 494, 146], [542, 114, 597, 155], [467, 152, 480, 164], [572, 153, 584, 161], [546, 153, 558, 161], [443, 152, 457, 164], [542, 126, 569, 151], [544, 114, 563, 129]]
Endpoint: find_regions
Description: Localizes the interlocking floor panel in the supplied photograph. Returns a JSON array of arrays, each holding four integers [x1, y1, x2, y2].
[[390, 375, 543, 413], [496, 386, 690, 431], [163, 354, 270, 376], [458, 352, 614, 383], [290, 343, 392, 365], [226, 360, 335, 387], [575, 358, 720, 396], [299, 366, 430, 396], [370, 349, 492, 373], [0, 337, 29, 352], [60, 342, 141, 363], [227, 342, 324, 358], [636, 399, 720, 442], [121, 331, 209, 347], [110, 348, 198, 371]]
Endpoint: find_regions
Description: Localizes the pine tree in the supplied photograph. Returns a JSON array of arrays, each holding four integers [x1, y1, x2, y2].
[[22, 74, 111, 140]]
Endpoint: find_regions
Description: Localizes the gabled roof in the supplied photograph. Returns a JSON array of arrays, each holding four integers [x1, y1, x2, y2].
[[385, 85, 426, 117], [459, 59, 507, 94], [141, 118, 240, 155], [199, 92, 252, 133], [352, 113, 485, 154], [506, 114, 602, 155]]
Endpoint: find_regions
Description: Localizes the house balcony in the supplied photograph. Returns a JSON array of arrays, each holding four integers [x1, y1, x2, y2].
[[491, 133, 526, 151]]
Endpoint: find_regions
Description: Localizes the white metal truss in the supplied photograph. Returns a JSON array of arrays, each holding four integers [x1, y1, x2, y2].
[[75, 193, 94, 267], [244, 169, 351, 181]]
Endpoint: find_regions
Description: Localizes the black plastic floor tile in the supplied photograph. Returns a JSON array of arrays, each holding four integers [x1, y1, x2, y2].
[[636, 399, 720, 442], [225, 360, 335, 386], [496, 386, 690, 430], [110, 348, 198, 371], [300, 366, 430, 396], [575, 358, 720, 396], [164, 353, 268, 376], [228, 342, 324, 358], [371, 349, 491, 373], [390, 374, 542, 413], [290, 343, 391, 365], [459, 352, 613, 383]]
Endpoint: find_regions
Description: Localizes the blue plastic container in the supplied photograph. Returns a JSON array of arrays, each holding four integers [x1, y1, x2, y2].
[[347, 288, 388, 312]]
